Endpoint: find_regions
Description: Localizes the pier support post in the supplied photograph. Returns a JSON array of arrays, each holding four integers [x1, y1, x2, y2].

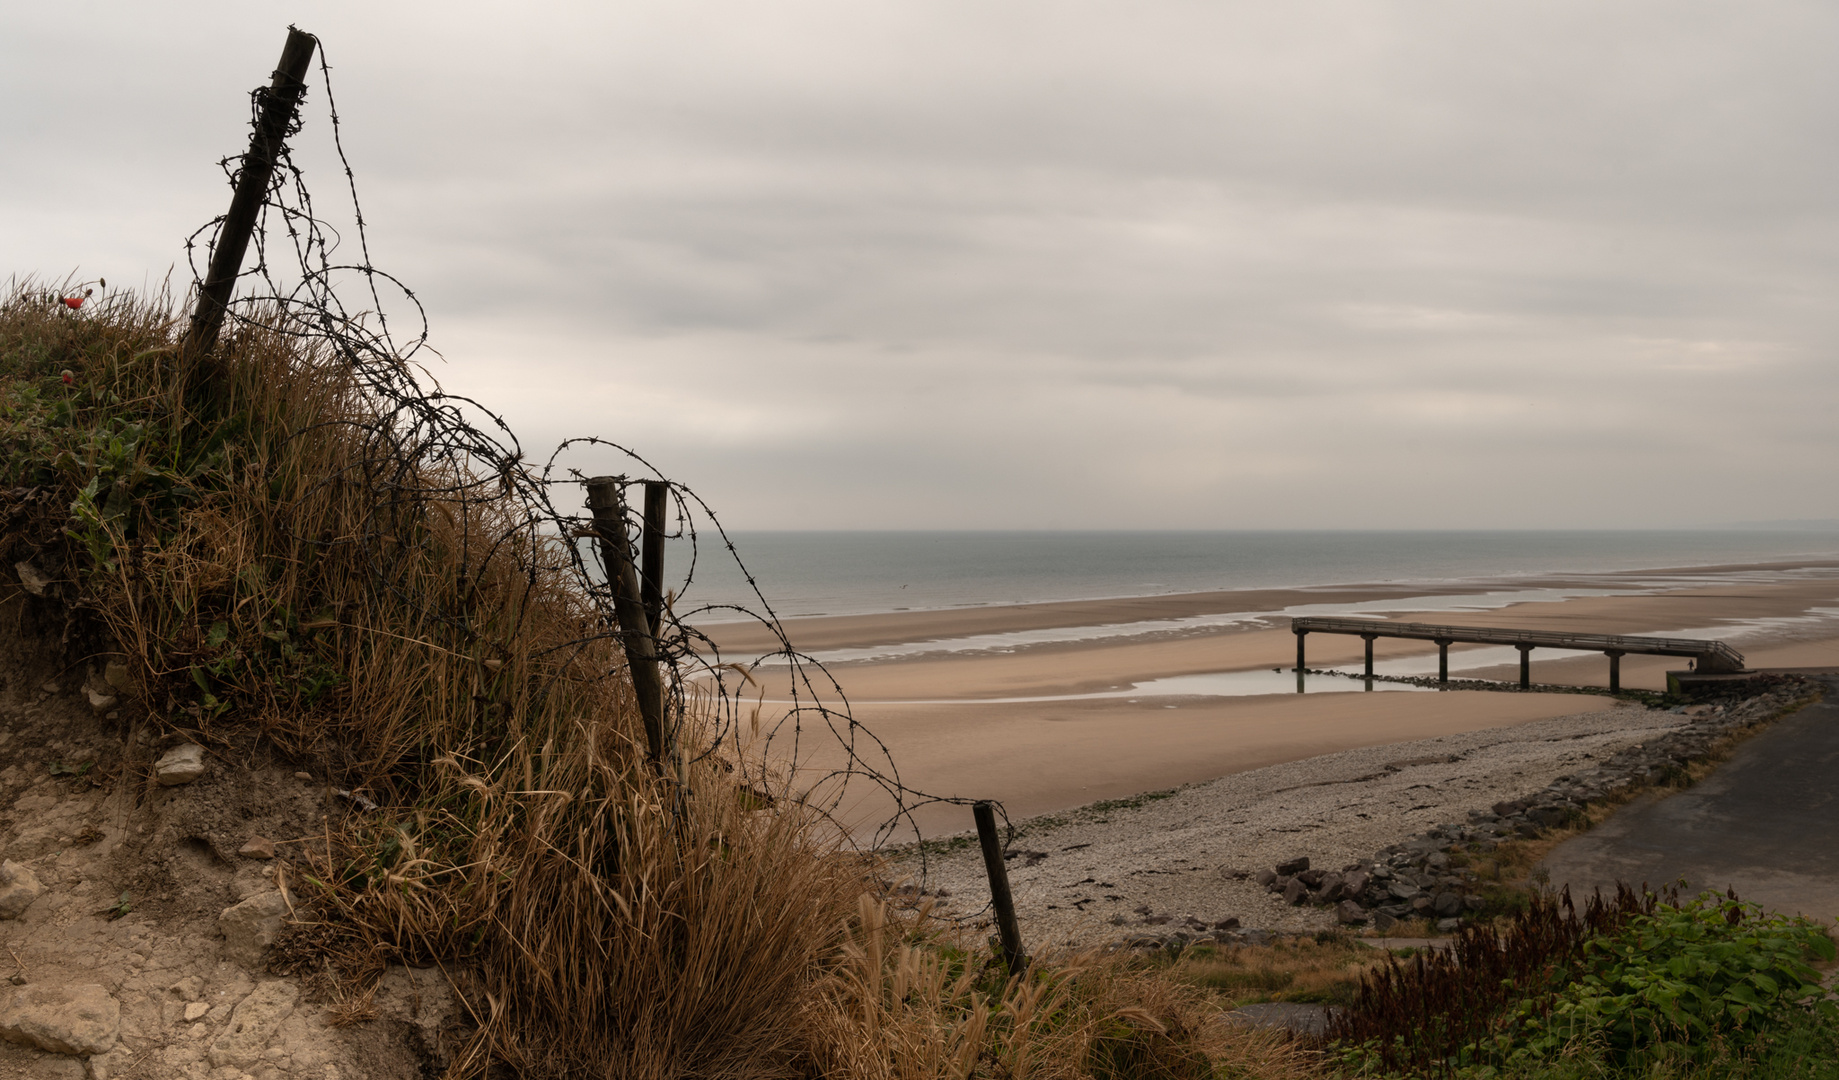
[[1294, 629, 1307, 673], [1436, 639, 1451, 684], [1362, 634, 1376, 677], [1606, 650, 1623, 693], [973, 801, 1028, 976], [1517, 645, 1533, 688]]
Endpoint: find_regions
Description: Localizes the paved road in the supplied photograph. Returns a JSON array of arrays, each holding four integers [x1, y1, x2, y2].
[[1541, 673, 1839, 924]]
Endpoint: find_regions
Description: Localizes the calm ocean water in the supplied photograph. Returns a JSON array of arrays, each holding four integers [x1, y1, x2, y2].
[[681, 531, 1839, 622]]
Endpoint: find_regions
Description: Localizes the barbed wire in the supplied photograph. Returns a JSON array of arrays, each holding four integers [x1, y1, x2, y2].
[[183, 31, 1011, 920]]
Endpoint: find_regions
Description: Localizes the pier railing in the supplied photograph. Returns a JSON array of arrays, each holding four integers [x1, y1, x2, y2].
[[1289, 616, 1745, 690]]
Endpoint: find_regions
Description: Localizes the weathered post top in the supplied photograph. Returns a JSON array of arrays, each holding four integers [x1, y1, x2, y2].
[[183, 26, 319, 361]]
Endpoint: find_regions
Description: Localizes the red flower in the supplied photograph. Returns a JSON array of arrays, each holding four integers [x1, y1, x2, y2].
[[61, 297, 84, 310], [61, 371, 75, 386]]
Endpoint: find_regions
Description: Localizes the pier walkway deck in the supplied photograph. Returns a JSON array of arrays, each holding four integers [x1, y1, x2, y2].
[[1290, 616, 1745, 690]]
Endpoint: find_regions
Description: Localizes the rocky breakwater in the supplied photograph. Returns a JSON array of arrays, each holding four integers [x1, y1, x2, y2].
[[1121, 681, 1812, 950]]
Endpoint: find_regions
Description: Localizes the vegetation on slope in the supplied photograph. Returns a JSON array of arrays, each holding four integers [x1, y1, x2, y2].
[[2, 282, 1299, 1079]]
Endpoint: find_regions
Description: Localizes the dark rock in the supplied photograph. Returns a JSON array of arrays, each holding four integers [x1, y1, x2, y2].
[[1282, 878, 1310, 906], [1275, 856, 1310, 876], [1387, 881, 1420, 901], [1212, 917, 1240, 931], [1343, 870, 1371, 897], [1372, 911, 1398, 933], [1425, 852, 1449, 871], [1297, 869, 1326, 889], [1410, 896, 1434, 914], [1531, 806, 1568, 829], [1315, 873, 1345, 902], [1253, 869, 1277, 888], [1433, 892, 1462, 917], [1436, 917, 1461, 933], [1335, 900, 1367, 925], [1463, 895, 1484, 911]]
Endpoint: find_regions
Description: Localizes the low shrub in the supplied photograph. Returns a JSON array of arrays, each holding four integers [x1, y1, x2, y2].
[[1471, 893, 1836, 1074]]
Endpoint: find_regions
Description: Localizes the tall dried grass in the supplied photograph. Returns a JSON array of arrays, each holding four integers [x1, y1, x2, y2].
[[0, 283, 1276, 1079]]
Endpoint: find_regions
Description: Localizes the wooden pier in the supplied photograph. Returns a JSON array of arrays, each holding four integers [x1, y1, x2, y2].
[[1290, 616, 1745, 691]]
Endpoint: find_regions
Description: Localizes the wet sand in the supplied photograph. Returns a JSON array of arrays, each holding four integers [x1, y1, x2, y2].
[[701, 562, 1839, 839]]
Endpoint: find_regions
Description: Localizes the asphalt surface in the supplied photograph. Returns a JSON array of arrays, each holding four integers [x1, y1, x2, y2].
[[1541, 673, 1839, 924]]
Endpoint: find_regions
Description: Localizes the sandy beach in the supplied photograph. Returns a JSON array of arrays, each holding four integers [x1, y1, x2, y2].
[[697, 560, 1839, 841]]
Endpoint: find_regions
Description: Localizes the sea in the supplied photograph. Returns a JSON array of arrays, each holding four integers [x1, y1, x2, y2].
[[681, 530, 1839, 623]]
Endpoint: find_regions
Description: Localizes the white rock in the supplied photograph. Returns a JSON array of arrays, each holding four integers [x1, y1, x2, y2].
[[207, 980, 298, 1069], [219, 891, 290, 968], [0, 983, 120, 1056], [14, 561, 50, 597], [0, 861, 43, 919], [85, 686, 118, 714], [155, 743, 207, 786]]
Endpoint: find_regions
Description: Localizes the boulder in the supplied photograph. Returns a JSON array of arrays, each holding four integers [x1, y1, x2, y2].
[[154, 743, 206, 787], [1315, 872, 1346, 902], [1342, 870, 1371, 898], [219, 891, 290, 968], [1434, 892, 1463, 917], [1252, 869, 1277, 888], [1372, 911, 1398, 933], [1274, 856, 1310, 876], [0, 983, 119, 1056], [207, 981, 299, 1068], [0, 862, 43, 920], [1335, 900, 1367, 925], [1281, 878, 1309, 906]]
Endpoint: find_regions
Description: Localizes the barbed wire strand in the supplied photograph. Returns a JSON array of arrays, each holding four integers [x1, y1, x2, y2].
[[181, 30, 1015, 923]]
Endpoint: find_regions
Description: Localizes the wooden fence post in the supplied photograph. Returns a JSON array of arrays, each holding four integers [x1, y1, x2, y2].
[[641, 481, 668, 638], [973, 801, 1028, 976], [584, 476, 669, 767], [183, 26, 319, 361]]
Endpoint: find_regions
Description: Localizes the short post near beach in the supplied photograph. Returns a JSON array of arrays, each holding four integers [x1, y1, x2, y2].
[[972, 801, 1028, 976]]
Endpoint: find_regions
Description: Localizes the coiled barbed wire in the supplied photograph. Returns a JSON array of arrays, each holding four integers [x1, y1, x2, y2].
[[182, 31, 1014, 918]]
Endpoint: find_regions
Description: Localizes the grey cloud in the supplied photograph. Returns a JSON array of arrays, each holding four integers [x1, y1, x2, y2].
[[3, 1, 1836, 527]]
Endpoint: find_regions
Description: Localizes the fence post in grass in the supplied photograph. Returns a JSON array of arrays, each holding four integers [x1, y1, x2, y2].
[[640, 481, 668, 638], [182, 26, 319, 362], [973, 800, 1028, 976], [585, 476, 668, 767]]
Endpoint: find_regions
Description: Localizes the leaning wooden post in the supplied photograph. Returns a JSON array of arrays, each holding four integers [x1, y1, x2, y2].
[[972, 801, 1027, 976], [182, 26, 319, 362], [640, 481, 668, 638], [585, 477, 668, 767]]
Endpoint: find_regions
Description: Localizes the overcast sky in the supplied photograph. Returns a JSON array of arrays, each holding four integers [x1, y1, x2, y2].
[[5, 2, 1836, 529]]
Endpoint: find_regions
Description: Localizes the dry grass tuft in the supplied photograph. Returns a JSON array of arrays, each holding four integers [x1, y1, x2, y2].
[[0, 282, 1289, 1078]]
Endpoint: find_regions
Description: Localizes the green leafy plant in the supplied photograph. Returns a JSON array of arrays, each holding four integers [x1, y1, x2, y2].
[[1480, 893, 1835, 1071]]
